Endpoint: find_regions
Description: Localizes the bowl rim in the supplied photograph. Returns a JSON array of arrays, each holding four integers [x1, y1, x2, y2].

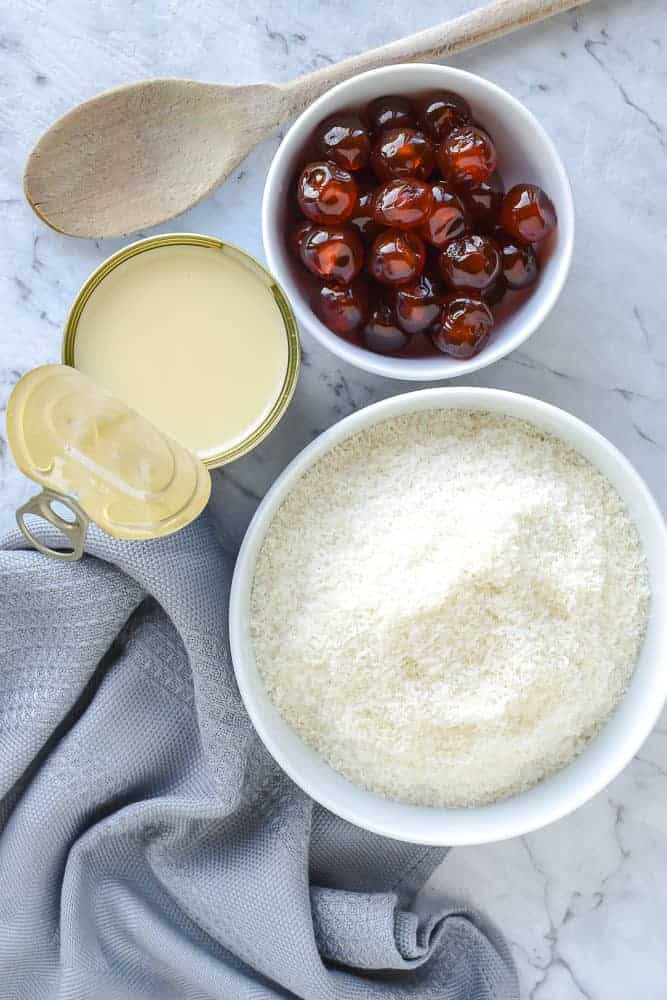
[[230, 387, 667, 845], [262, 63, 575, 382]]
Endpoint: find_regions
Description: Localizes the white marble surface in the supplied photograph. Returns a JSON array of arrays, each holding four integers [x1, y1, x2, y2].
[[1, 1, 666, 996]]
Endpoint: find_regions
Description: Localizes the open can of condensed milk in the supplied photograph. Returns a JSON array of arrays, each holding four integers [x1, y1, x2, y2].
[[7, 234, 300, 559]]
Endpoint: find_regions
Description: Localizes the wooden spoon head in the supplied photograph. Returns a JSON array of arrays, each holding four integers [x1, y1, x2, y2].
[[24, 78, 283, 238]]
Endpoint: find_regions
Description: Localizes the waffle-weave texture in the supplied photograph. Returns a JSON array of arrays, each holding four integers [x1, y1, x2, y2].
[[0, 517, 517, 999]]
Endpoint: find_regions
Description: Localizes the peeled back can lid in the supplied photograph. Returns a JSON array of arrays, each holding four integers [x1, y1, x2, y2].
[[7, 364, 211, 559]]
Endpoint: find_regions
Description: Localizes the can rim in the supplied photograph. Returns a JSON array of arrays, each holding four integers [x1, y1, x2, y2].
[[62, 233, 301, 469]]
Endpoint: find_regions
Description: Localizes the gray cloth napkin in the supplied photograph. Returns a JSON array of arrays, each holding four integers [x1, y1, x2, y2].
[[0, 515, 518, 1000]]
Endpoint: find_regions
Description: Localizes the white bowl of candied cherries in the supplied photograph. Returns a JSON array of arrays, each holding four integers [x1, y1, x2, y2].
[[262, 63, 574, 381]]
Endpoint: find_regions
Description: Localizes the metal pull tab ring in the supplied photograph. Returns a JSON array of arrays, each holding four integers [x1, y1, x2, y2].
[[16, 489, 89, 561]]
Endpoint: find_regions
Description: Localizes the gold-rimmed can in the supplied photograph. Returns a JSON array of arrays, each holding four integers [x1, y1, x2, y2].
[[62, 233, 300, 468], [6, 234, 300, 560]]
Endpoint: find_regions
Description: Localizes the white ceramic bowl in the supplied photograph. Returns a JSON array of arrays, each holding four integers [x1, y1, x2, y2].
[[262, 64, 574, 381], [230, 388, 667, 846]]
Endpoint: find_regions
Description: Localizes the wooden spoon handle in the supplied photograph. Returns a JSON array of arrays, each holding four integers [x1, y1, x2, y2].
[[283, 0, 589, 112]]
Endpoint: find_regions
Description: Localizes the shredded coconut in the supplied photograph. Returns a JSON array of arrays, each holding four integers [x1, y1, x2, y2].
[[250, 410, 650, 807]]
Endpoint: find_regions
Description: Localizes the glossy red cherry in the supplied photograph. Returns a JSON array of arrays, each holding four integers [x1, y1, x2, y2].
[[438, 234, 501, 293], [415, 91, 471, 139], [372, 177, 434, 230], [370, 127, 435, 181], [432, 296, 494, 358], [289, 220, 313, 258], [462, 173, 505, 225], [368, 229, 426, 286], [315, 113, 371, 172], [436, 125, 497, 186], [500, 184, 557, 244], [314, 280, 369, 334], [361, 301, 411, 354], [499, 239, 538, 289], [297, 161, 358, 224], [367, 95, 415, 131], [299, 225, 364, 284], [420, 183, 467, 247], [395, 274, 442, 334], [348, 184, 382, 242]]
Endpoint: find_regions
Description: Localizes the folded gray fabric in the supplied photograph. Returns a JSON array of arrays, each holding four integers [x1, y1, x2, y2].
[[0, 516, 518, 999]]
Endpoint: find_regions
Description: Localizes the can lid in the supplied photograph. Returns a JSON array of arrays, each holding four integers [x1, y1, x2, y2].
[[7, 365, 211, 543]]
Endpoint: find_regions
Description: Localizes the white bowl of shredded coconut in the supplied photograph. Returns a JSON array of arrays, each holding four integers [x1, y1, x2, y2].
[[230, 389, 667, 845]]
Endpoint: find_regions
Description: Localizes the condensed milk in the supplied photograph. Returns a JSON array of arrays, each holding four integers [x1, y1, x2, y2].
[[64, 234, 299, 466]]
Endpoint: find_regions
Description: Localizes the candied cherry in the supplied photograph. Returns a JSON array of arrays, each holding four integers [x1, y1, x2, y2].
[[395, 274, 442, 334], [297, 161, 358, 224], [483, 276, 507, 308], [436, 125, 497, 186], [370, 127, 435, 181], [500, 184, 557, 244], [420, 182, 467, 247], [314, 280, 369, 335], [349, 184, 382, 242], [361, 301, 411, 354], [289, 220, 313, 258], [299, 225, 364, 284], [499, 239, 538, 289], [432, 296, 494, 358], [438, 234, 501, 293], [367, 95, 415, 131], [462, 173, 505, 225], [372, 177, 434, 230], [415, 91, 471, 139], [315, 113, 371, 172], [368, 229, 426, 286], [439, 234, 501, 292]]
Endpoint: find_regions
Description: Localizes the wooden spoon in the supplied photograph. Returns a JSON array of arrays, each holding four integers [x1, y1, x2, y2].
[[24, 0, 588, 239]]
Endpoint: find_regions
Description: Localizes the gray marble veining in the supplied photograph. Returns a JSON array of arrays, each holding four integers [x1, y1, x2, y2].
[[1, 1, 666, 997]]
